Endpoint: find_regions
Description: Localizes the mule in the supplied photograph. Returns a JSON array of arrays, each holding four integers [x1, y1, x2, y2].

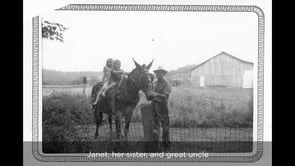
[[91, 59, 154, 141]]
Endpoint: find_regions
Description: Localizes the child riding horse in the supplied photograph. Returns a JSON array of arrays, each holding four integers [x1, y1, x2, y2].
[[91, 59, 154, 142]]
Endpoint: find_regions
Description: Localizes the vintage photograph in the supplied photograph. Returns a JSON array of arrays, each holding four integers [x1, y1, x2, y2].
[[39, 5, 258, 159]]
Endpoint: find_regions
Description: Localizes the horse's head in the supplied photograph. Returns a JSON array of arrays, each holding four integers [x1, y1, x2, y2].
[[128, 58, 154, 100]]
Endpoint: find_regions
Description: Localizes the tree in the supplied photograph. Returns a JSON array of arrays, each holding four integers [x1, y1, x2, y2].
[[42, 20, 68, 42]]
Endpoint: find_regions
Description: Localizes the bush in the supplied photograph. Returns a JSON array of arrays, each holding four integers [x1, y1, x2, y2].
[[42, 92, 94, 153], [43, 92, 93, 126]]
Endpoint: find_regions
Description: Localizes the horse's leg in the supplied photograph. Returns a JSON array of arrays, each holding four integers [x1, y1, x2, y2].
[[108, 114, 113, 137], [124, 106, 134, 141], [115, 111, 125, 142], [115, 114, 121, 142], [124, 116, 131, 142], [94, 108, 98, 139], [94, 110, 103, 139]]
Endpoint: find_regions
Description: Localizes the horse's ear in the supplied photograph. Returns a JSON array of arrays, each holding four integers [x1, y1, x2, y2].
[[132, 58, 141, 69], [145, 59, 154, 70]]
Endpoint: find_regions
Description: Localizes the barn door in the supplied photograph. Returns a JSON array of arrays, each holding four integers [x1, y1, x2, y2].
[[200, 76, 205, 87]]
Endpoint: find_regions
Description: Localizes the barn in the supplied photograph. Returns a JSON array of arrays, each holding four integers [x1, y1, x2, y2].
[[189, 52, 254, 88]]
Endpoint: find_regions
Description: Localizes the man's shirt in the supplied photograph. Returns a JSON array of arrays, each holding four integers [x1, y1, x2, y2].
[[153, 78, 171, 104]]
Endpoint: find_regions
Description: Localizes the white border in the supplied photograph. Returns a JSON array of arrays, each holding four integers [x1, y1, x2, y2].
[[31, 4, 265, 162]]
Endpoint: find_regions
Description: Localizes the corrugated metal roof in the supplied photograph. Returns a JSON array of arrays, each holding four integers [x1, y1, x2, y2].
[[190, 51, 254, 72]]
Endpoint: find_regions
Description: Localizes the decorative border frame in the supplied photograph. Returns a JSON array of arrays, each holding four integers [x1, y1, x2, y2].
[[32, 4, 264, 162]]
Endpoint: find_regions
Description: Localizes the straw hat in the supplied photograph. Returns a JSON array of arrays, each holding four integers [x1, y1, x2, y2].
[[153, 66, 168, 74]]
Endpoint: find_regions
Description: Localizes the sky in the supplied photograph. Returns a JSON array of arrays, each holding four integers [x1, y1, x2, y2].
[[42, 11, 258, 72]]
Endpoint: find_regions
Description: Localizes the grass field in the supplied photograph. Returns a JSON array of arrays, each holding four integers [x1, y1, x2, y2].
[[43, 85, 253, 128], [42, 85, 253, 153]]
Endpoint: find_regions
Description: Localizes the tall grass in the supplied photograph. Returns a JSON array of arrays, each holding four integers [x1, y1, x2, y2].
[[43, 87, 253, 128], [167, 87, 253, 128], [42, 92, 94, 153], [42, 87, 253, 152]]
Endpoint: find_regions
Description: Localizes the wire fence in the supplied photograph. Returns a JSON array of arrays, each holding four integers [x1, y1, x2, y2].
[[86, 110, 253, 153]]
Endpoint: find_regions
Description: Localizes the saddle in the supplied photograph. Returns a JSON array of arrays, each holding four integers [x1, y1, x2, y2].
[[92, 77, 140, 113]]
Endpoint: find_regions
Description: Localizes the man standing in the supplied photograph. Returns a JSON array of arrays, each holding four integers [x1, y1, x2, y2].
[[150, 66, 171, 152]]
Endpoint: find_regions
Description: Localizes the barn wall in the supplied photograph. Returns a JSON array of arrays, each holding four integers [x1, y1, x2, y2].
[[242, 70, 254, 88], [190, 53, 253, 87], [190, 76, 200, 87]]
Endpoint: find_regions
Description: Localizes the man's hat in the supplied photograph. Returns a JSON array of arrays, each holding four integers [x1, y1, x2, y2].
[[153, 66, 168, 74]]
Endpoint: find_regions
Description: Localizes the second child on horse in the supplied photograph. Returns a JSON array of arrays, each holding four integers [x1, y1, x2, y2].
[[93, 59, 125, 105]]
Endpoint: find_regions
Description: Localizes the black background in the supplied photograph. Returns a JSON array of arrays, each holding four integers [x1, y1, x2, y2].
[[2, 0, 281, 165]]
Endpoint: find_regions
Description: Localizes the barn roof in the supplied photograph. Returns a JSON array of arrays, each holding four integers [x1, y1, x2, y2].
[[190, 51, 254, 71]]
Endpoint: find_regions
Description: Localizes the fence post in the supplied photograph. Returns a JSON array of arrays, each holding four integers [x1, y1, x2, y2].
[[140, 103, 158, 152], [82, 76, 87, 95]]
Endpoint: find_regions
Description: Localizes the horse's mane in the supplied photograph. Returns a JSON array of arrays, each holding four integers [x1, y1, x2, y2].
[[127, 68, 138, 78]]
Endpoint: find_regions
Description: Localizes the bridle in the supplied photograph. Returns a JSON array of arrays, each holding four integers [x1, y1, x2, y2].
[[128, 71, 153, 94]]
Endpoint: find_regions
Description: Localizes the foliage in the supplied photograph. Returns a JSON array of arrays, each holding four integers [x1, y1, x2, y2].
[[42, 20, 68, 42], [43, 93, 93, 125], [42, 87, 253, 152], [42, 93, 94, 153], [43, 87, 253, 129]]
